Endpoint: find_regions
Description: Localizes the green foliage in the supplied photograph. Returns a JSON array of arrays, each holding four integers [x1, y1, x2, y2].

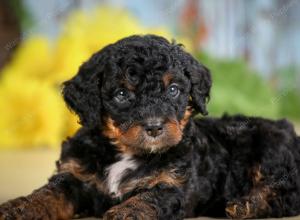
[[196, 53, 280, 118], [275, 66, 300, 121], [277, 91, 300, 120]]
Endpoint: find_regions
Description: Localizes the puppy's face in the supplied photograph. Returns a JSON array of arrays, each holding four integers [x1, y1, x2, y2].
[[101, 68, 192, 154], [63, 35, 211, 155]]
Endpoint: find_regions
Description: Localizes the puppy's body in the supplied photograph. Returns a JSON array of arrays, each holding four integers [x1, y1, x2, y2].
[[53, 115, 300, 219], [1, 35, 300, 219]]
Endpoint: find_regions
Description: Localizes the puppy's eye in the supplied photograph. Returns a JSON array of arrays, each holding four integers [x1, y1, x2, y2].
[[167, 84, 180, 98], [114, 89, 128, 103]]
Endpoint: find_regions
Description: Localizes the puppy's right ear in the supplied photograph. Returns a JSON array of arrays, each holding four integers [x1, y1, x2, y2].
[[62, 52, 105, 128]]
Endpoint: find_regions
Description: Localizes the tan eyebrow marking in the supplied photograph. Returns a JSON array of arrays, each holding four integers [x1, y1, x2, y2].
[[162, 72, 173, 87], [121, 80, 135, 91]]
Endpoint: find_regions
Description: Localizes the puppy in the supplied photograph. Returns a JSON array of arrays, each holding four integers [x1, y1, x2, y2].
[[1, 35, 300, 220]]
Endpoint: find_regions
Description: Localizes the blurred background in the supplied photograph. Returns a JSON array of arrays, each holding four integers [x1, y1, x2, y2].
[[0, 0, 299, 206]]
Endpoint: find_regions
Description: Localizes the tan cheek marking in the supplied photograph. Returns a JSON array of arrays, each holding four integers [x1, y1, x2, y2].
[[165, 121, 183, 144], [120, 125, 142, 143], [179, 107, 192, 130], [102, 117, 142, 154], [102, 117, 122, 140]]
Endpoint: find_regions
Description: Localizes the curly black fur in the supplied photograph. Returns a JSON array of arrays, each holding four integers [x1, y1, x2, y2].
[[1, 35, 300, 220]]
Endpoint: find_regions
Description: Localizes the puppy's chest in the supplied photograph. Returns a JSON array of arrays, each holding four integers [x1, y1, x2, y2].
[[105, 154, 139, 198]]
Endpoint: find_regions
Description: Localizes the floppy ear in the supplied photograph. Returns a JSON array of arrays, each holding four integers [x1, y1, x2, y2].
[[184, 55, 212, 115], [62, 52, 104, 128]]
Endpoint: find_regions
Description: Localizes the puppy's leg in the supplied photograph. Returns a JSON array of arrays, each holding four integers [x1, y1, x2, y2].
[[226, 185, 274, 219], [103, 195, 157, 220], [103, 184, 184, 220], [226, 164, 295, 219], [0, 173, 84, 220]]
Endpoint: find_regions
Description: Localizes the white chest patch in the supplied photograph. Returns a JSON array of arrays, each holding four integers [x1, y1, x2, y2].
[[105, 154, 138, 197]]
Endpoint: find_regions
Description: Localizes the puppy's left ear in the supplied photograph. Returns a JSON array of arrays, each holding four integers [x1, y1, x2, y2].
[[183, 54, 212, 115], [62, 51, 104, 128]]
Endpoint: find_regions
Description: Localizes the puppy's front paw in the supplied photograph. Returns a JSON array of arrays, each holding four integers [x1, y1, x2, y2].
[[0, 197, 51, 220], [103, 198, 157, 220], [103, 207, 143, 220], [226, 193, 272, 219], [0, 197, 30, 220], [226, 199, 252, 219]]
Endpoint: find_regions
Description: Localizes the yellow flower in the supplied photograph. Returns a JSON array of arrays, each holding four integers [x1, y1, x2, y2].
[[1, 37, 53, 82], [0, 76, 64, 149]]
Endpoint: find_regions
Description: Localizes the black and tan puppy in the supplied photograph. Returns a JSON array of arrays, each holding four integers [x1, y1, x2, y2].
[[1, 35, 300, 220]]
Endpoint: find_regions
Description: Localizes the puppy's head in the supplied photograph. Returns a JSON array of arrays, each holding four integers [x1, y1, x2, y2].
[[63, 35, 211, 154]]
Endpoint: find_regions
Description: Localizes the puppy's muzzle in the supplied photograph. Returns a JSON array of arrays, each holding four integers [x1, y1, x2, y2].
[[143, 118, 164, 137]]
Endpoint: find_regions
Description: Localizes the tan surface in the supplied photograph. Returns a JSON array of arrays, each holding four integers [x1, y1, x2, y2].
[[0, 149, 59, 203]]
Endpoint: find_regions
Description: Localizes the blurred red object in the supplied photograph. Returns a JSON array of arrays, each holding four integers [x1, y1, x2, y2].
[[179, 0, 208, 51]]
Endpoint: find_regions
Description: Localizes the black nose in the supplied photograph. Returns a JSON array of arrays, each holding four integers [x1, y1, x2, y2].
[[144, 119, 164, 137]]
